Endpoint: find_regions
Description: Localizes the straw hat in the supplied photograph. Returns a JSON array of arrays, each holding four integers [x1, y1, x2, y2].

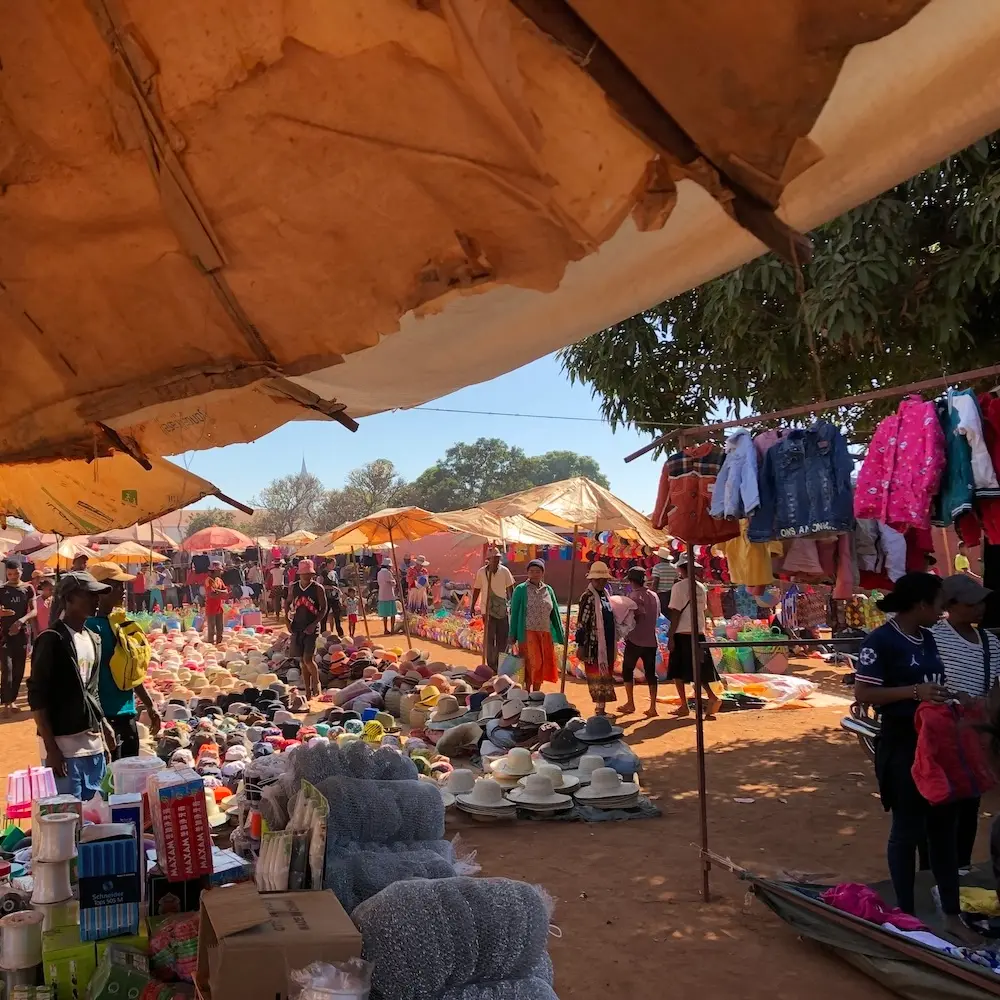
[[564, 754, 607, 785], [444, 770, 476, 795], [455, 777, 516, 817], [429, 695, 465, 723], [516, 707, 547, 728], [255, 673, 279, 688], [479, 698, 503, 722], [362, 721, 385, 745], [586, 560, 612, 580], [573, 767, 640, 806], [505, 773, 573, 811], [489, 747, 535, 779], [521, 762, 580, 794], [434, 722, 483, 758], [204, 790, 229, 828], [416, 685, 441, 709], [499, 701, 522, 722], [655, 546, 673, 560]]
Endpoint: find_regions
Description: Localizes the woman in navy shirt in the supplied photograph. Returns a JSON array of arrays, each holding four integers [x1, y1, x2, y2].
[[854, 573, 973, 941]]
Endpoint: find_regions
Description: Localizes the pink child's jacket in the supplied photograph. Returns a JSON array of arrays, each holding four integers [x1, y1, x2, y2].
[[854, 396, 945, 531]]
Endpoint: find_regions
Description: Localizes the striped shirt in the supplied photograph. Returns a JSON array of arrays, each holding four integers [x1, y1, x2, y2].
[[930, 620, 1000, 697], [650, 561, 677, 593]]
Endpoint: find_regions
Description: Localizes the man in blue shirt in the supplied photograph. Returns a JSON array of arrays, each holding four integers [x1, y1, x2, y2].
[[87, 562, 161, 759]]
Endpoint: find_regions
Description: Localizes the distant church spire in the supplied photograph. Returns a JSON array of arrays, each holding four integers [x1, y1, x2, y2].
[[300, 455, 308, 476]]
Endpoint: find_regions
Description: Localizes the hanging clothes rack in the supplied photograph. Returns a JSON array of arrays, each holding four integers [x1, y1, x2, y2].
[[624, 362, 1000, 463], [632, 361, 1000, 903]]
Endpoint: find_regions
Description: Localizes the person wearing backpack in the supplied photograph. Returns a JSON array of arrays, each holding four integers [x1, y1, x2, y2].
[[86, 562, 161, 759]]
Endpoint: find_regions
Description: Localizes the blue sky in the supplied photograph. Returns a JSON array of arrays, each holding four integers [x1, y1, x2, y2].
[[173, 353, 664, 513]]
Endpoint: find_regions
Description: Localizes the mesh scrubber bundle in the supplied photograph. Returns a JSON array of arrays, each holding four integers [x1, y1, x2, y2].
[[292, 741, 417, 785], [353, 877, 554, 1000], [326, 847, 458, 913], [314, 775, 445, 846]]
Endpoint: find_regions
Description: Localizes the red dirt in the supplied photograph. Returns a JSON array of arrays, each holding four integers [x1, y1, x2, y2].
[[5, 634, 974, 999]]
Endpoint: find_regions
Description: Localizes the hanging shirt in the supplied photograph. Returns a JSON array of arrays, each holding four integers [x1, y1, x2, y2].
[[855, 620, 943, 719]]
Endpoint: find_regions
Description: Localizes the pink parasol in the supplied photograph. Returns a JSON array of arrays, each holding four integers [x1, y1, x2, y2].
[[180, 526, 254, 552]]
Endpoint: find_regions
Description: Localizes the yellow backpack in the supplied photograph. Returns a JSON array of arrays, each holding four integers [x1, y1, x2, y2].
[[108, 609, 151, 690]]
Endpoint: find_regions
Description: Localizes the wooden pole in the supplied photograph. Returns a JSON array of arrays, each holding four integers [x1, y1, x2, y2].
[[687, 543, 711, 902], [559, 524, 580, 693], [388, 526, 412, 649], [353, 546, 371, 639]]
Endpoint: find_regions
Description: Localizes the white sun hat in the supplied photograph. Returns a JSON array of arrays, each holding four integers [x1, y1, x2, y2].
[[444, 770, 477, 795], [455, 777, 516, 817], [489, 747, 535, 780], [564, 753, 607, 785], [519, 762, 580, 794], [505, 773, 573, 811], [572, 767, 640, 806]]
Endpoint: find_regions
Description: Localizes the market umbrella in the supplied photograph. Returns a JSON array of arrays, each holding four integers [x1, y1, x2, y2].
[[181, 525, 254, 552], [89, 524, 175, 547], [31, 538, 98, 572], [434, 509, 569, 546], [321, 508, 456, 648], [276, 529, 317, 546], [10, 532, 58, 555], [99, 541, 168, 565]]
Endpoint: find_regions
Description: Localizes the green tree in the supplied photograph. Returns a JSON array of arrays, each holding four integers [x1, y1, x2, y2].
[[314, 460, 410, 530], [252, 471, 325, 538], [527, 450, 609, 489], [408, 438, 609, 509], [184, 508, 235, 538], [560, 133, 1000, 443]]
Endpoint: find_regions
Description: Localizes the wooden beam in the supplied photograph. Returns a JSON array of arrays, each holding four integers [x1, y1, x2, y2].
[[624, 362, 1000, 463]]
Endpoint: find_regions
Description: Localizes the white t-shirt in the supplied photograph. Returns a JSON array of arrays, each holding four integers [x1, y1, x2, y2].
[[270, 567, 285, 587], [668, 580, 708, 635], [51, 628, 104, 759], [474, 565, 515, 601]]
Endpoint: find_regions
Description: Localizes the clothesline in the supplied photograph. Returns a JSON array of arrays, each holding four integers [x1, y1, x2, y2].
[[624, 362, 1000, 463]]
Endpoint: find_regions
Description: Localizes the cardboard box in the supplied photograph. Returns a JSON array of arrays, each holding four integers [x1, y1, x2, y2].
[[77, 824, 140, 941], [95, 920, 149, 963], [147, 769, 212, 882], [147, 864, 203, 917], [196, 884, 361, 1000], [42, 925, 97, 1000]]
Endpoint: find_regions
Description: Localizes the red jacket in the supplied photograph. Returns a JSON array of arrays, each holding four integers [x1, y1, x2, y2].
[[911, 702, 995, 805], [652, 444, 740, 546]]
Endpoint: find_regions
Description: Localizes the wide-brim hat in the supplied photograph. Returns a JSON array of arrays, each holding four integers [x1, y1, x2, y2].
[[586, 560, 612, 580], [573, 767, 640, 802], [489, 748, 535, 778], [429, 695, 465, 723], [506, 774, 573, 809], [540, 728, 587, 761], [522, 765, 580, 794], [655, 547, 673, 560], [576, 716, 624, 743], [456, 778, 515, 812]]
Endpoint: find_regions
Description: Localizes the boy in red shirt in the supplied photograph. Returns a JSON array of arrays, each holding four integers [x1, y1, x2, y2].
[[204, 562, 227, 645]]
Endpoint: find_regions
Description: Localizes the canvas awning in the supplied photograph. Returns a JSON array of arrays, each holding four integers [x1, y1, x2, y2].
[[30, 538, 98, 571], [89, 524, 176, 547], [481, 477, 670, 547], [2, 2, 999, 463], [0, 454, 234, 537], [434, 509, 569, 546]]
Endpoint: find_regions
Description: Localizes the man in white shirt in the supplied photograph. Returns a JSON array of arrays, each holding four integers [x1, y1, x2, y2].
[[471, 550, 515, 669], [268, 562, 286, 615]]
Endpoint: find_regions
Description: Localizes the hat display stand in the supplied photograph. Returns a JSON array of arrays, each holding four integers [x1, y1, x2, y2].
[[33, 813, 78, 863], [0, 910, 43, 971], [30, 860, 73, 904]]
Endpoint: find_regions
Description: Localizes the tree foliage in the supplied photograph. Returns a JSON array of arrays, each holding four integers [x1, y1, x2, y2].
[[184, 508, 236, 538], [315, 460, 410, 530], [408, 438, 609, 510], [251, 472, 326, 538], [560, 132, 1000, 443]]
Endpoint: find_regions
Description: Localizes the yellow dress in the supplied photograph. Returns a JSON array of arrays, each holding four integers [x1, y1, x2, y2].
[[715, 520, 782, 586]]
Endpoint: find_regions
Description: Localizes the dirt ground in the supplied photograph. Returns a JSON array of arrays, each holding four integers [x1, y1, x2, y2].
[[5, 633, 984, 999]]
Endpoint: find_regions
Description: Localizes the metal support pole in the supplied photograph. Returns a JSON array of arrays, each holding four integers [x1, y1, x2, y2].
[[559, 524, 580, 693], [687, 544, 711, 902]]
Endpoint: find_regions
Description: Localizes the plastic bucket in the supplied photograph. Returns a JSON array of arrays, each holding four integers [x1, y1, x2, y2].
[[109, 756, 167, 795]]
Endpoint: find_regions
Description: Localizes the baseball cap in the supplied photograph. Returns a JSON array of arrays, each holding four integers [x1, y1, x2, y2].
[[88, 561, 136, 584], [56, 571, 111, 598], [942, 573, 992, 606]]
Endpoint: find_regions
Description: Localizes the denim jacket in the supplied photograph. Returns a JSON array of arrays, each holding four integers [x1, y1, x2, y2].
[[748, 421, 854, 542], [710, 430, 760, 519]]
